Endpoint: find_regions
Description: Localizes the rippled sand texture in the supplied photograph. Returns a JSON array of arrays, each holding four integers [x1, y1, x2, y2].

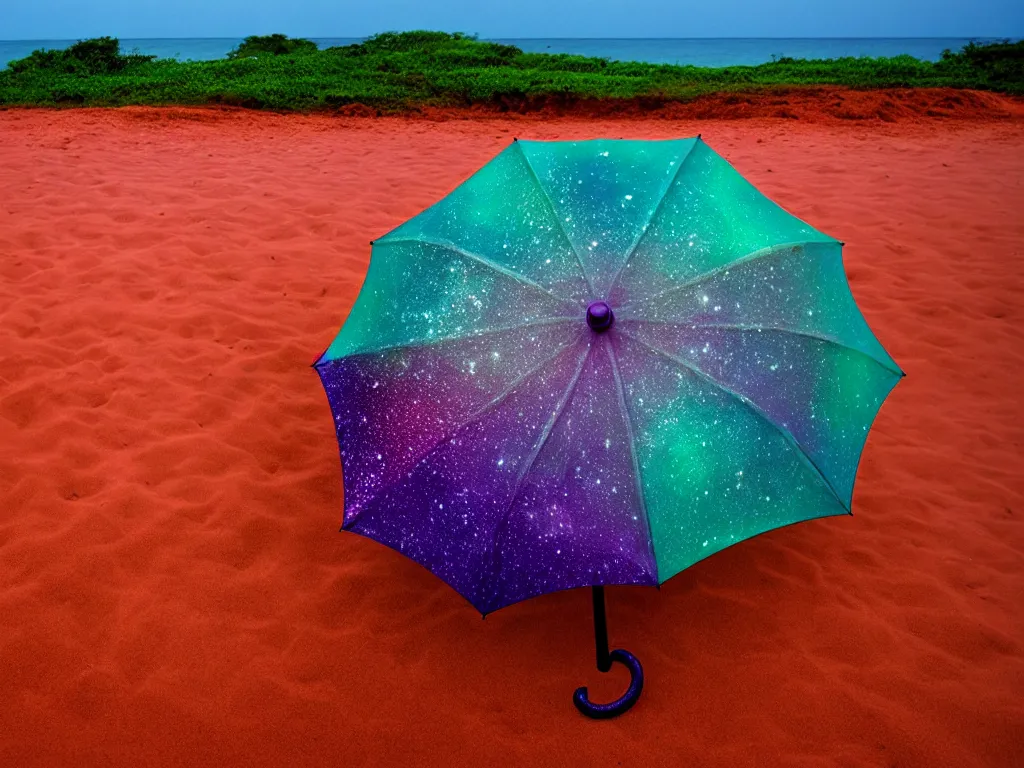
[[1, 108, 1022, 767]]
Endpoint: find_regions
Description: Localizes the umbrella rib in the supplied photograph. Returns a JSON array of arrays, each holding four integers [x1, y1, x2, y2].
[[616, 240, 828, 314], [321, 316, 580, 363], [621, 330, 850, 513], [605, 138, 701, 299], [481, 338, 593, 607], [380, 236, 578, 308], [514, 141, 596, 296], [614, 320, 902, 376], [342, 331, 587, 529], [606, 340, 659, 582]]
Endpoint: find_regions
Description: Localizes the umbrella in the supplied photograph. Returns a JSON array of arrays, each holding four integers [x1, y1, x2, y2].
[[313, 136, 903, 718]]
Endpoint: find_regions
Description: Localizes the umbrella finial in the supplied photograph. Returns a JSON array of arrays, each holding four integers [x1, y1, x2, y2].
[[586, 301, 614, 333]]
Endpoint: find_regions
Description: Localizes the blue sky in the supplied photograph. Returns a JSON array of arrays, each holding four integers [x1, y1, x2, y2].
[[2, 0, 1022, 40]]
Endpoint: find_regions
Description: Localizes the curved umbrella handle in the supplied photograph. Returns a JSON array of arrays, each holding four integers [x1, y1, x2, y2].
[[573, 649, 644, 719]]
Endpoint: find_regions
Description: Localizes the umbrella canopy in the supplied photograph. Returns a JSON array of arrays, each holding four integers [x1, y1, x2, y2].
[[314, 136, 903, 618]]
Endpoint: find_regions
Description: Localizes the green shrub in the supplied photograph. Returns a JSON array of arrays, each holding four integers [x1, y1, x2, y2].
[[357, 31, 472, 53], [939, 39, 1024, 85], [7, 36, 155, 75], [227, 34, 318, 59]]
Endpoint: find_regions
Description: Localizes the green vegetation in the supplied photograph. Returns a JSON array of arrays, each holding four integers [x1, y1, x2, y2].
[[936, 39, 1024, 85], [5, 36, 155, 76], [1, 32, 1021, 111], [226, 34, 318, 59]]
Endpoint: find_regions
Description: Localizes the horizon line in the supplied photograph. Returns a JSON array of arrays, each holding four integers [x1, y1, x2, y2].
[[1, 35, 1018, 42]]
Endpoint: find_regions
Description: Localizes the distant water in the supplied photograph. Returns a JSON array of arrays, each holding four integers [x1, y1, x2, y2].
[[1, 37, 1010, 70]]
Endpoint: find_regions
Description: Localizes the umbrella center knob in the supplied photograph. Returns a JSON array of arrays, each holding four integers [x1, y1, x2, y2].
[[586, 301, 614, 333]]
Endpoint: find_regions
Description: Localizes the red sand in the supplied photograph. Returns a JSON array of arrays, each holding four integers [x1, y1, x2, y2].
[[1, 106, 1022, 767], [399, 86, 1024, 122]]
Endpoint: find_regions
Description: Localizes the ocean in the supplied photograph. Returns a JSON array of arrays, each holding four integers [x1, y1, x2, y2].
[[0, 37, 1006, 70]]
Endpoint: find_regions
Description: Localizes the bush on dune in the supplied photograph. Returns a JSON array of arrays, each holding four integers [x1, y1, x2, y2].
[[7, 36, 155, 75], [1, 32, 1021, 110], [227, 34, 318, 59], [938, 39, 1024, 84]]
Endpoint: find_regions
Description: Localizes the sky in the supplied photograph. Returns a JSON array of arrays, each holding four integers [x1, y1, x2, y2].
[[1, 0, 1022, 40]]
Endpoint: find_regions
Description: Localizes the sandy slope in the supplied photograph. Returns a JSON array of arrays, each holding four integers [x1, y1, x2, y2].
[[1, 107, 1022, 767]]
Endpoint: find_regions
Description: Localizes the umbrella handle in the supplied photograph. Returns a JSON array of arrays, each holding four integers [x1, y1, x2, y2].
[[573, 587, 643, 718], [572, 649, 644, 719]]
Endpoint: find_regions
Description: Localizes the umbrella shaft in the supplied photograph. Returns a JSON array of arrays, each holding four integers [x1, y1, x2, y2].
[[591, 586, 612, 673]]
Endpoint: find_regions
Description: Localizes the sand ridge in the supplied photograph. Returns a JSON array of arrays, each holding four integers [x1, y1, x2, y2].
[[0, 108, 1022, 767]]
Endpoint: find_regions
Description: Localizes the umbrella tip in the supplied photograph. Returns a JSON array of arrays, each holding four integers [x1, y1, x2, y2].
[[513, 137, 518, 142]]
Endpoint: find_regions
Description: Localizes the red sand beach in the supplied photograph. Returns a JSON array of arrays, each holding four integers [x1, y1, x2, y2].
[[1, 104, 1023, 767]]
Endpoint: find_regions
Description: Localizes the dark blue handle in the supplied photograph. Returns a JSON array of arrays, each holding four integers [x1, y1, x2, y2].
[[572, 648, 644, 719]]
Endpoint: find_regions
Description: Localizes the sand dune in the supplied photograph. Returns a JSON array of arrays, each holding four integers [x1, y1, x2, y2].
[[1, 107, 1022, 767]]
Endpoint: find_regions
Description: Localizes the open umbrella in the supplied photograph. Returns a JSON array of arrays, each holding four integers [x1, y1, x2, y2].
[[313, 136, 903, 718]]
